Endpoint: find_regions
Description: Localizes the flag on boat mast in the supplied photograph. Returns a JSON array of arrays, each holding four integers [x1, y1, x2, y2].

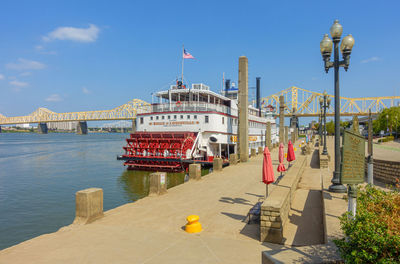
[[181, 45, 195, 82], [183, 48, 195, 59]]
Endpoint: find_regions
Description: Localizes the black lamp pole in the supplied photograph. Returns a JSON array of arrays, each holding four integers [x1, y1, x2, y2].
[[320, 20, 354, 193]]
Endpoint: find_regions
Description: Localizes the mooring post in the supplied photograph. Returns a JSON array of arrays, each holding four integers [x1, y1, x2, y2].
[[213, 157, 223, 171], [238, 56, 249, 162], [229, 153, 238, 165], [189, 164, 201, 180], [149, 172, 167, 196], [73, 188, 104, 225]]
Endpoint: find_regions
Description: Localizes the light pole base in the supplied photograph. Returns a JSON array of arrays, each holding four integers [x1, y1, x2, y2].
[[329, 183, 347, 193], [322, 150, 328, 155], [329, 171, 347, 193]]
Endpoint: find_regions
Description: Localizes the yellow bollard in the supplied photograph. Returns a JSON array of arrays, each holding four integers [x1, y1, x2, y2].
[[299, 144, 302, 147], [185, 215, 202, 233], [294, 147, 297, 151], [285, 153, 287, 158]]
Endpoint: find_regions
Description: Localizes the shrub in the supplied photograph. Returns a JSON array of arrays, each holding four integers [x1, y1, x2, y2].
[[334, 185, 400, 263], [378, 136, 395, 143]]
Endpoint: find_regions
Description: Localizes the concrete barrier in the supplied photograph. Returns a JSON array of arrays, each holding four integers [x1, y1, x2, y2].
[[189, 164, 201, 180], [149, 172, 167, 196], [213, 157, 223, 171], [260, 156, 307, 244], [229, 153, 238, 165], [73, 188, 104, 225]]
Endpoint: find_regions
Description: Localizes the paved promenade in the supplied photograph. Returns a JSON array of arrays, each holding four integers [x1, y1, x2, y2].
[[1, 146, 298, 264]]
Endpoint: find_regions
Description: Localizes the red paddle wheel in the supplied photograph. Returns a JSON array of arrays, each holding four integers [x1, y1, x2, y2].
[[122, 131, 198, 172]]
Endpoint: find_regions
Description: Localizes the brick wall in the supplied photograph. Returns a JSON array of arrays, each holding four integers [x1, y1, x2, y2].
[[365, 158, 400, 185]]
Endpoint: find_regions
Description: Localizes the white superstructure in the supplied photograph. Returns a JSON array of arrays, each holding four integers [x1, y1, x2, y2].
[[135, 82, 278, 160]]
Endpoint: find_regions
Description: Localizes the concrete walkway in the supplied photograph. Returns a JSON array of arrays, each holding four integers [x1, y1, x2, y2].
[[0, 145, 301, 264]]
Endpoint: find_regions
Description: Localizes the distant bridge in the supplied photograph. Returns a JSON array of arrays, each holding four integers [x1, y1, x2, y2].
[[1, 86, 399, 125], [258, 86, 400, 117], [0, 99, 150, 125]]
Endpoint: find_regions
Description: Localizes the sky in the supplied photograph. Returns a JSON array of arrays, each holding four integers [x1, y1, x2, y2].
[[1, 0, 400, 121]]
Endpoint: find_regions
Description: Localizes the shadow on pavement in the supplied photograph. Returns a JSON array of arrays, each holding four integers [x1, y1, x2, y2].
[[310, 149, 320, 169], [218, 197, 253, 206]]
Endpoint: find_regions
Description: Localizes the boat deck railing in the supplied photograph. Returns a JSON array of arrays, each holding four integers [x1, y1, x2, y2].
[[150, 102, 237, 116]]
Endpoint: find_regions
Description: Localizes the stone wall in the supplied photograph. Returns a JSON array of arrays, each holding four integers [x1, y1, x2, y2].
[[260, 156, 307, 244], [365, 158, 400, 185]]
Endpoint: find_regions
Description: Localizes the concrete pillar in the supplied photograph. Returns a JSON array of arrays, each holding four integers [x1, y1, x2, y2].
[[284, 126, 289, 144], [213, 157, 223, 171], [189, 164, 201, 180], [258, 146, 263, 155], [132, 119, 137, 133], [149, 172, 167, 196], [38, 122, 48, 134], [229, 153, 238, 165], [367, 110, 373, 185], [0, 126, 1, 133], [266, 122, 272, 150], [279, 96, 284, 144], [76, 121, 88, 135], [238, 56, 249, 163], [291, 131, 295, 143], [73, 188, 103, 225], [251, 148, 257, 157]]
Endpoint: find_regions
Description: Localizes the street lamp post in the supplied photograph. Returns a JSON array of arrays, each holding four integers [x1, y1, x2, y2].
[[386, 114, 389, 135], [319, 103, 323, 147], [320, 20, 354, 193], [320, 91, 331, 155]]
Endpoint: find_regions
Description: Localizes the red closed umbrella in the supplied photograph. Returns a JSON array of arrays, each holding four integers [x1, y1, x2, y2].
[[287, 140, 296, 163], [262, 147, 275, 198], [277, 143, 286, 173]]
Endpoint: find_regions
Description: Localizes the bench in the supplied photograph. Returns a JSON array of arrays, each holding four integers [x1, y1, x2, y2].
[[246, 201, 262, 224]]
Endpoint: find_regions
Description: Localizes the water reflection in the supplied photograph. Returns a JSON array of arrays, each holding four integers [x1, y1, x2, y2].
[[118, 168, 211, 202], [118, 170, 186, 202]]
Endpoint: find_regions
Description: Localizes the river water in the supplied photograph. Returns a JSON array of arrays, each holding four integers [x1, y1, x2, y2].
[[0, 133, 195, 250]]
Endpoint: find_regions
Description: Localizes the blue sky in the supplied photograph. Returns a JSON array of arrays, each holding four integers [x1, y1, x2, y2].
[[1, 0, 400, 119]]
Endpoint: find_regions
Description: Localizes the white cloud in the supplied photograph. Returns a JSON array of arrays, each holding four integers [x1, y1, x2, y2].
[[9, 80, 28, 87], [6, 58, 46, 71], [361, 57, 380, 64], [20, 72, 31, 77], [82, 86, 91, 94], [43, 24, 100, 43], [0, 74, 4, 80], [45, 94, 62, 102], [35, 45, 44, 51]]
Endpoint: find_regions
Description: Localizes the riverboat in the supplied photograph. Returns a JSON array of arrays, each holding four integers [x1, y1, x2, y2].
[[119, 80, 278, 172]]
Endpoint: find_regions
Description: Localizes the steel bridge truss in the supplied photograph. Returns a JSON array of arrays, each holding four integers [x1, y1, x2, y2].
[[258, 86, 400, 117], [0, 99, 151, 125]]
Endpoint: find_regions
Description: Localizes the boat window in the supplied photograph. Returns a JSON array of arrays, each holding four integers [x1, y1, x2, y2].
[[180, 115, 184, 119], [174, 115, 177, 119], [168, 115, 170, 119], [194, 115, 197, 119], [140, 117, 144, 124], [187, 115, 190, 119], [162, 116, 165, 120], [205, 115, 209, 123], [150, 116, 153, 120], [222, 117, 224, 124], [156, 116, 159, 120]]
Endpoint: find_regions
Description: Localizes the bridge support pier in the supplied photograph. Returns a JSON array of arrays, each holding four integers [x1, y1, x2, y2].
[[38, 123, 48, 134], [76, 121, 88, 135], [238, 56, 249, 163]]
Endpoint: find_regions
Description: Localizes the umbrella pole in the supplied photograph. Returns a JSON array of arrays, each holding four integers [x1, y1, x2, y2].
[[265, 184, 268, 199]]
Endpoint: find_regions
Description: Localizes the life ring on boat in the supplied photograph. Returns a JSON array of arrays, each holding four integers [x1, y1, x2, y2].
[[176, 101, 182, 107]]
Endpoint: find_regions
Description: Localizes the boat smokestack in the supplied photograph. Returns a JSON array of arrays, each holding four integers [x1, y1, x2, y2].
[[225, 79, 230, 96], [256, 77, 261, 116]]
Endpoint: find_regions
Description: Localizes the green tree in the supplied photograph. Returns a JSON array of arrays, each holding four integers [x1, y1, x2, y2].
[[373, 106, 400, 135]]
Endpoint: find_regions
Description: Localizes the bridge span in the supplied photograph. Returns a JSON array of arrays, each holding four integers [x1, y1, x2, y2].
[[1, 86, 399, 126]]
